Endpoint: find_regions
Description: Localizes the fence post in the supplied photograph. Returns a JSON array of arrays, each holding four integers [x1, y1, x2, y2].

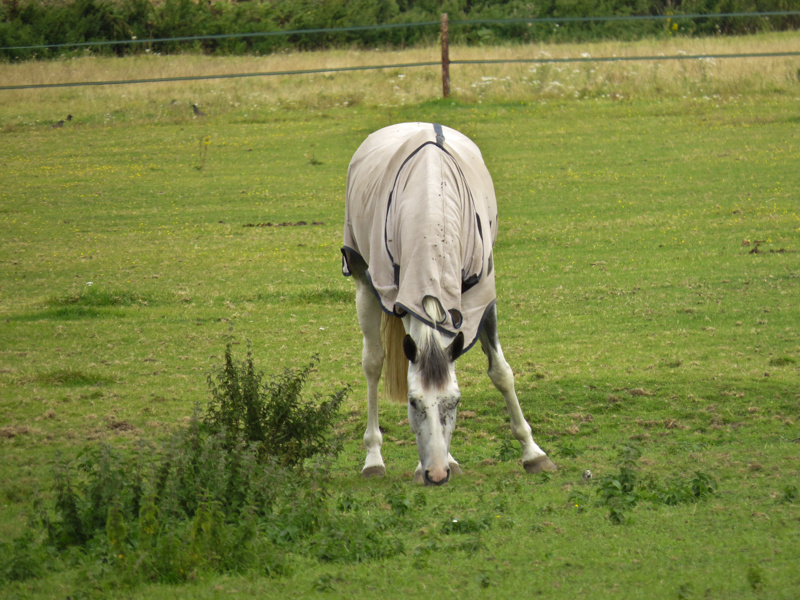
[[441, 13, 450, 99]]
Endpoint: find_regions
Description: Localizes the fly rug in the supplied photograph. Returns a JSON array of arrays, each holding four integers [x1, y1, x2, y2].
[[342, 122, 557, 485]]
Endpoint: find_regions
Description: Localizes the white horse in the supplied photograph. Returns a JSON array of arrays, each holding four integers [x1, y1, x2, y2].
[[342, 123, 557, 485]]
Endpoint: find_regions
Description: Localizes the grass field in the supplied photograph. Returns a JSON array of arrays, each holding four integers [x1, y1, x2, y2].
[[1, 34, 799, 599]]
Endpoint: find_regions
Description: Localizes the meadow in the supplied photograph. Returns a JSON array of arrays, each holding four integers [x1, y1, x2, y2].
[[1, 34, 799, 599]]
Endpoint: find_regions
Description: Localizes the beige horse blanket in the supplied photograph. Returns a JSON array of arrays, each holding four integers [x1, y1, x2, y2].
[[342, 123, 498, 350]]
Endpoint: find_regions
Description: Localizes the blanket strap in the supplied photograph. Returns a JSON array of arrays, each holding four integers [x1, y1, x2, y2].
[[433, 123, 445, 147]]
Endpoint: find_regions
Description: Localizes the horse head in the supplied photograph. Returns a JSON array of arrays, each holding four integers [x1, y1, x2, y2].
[[402, 303, 465, 486]]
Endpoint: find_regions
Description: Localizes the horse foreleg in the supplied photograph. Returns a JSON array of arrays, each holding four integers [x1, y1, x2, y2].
[[479, 305, 557, 474], [356, 278, 386, 477]]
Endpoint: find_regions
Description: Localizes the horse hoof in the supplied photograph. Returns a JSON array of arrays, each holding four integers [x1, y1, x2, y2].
[[362, 465, 386, 478], [524, 456, 558, 474], [449, 462, 463, 476]]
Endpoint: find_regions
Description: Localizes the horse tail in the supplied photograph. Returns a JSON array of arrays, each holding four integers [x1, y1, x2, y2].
[[381, 312, 408, 403]]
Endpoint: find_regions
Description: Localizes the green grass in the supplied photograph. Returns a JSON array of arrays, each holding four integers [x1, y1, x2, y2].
[[1, 41, 800, 599]]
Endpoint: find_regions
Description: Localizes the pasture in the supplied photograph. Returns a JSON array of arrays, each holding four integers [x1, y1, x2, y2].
[[1, 35, 799, 599]]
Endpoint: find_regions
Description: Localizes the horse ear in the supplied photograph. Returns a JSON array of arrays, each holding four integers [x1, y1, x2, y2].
[[403, 334, 418, 363], [448, 332, 465, 362]]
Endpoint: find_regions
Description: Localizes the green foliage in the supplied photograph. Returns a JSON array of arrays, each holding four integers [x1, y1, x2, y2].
[[29, 369, 114, 387], [556, 440, 580, 458], [441, 515, 491, 534], [2, 0, 798, 59], [593, 445, 718, 524], [28, 445, 412, 585], [385, 482, 412, 516], [204, 343, 347, 466], [688, 471, 718, 501], [0, 531, 49, 583], [778, 484, 798, 504], [309, 513, 404, 563], [1, 348, 366, 586], [746, 564, 765, 591], [48, 285, 156, 308], [496, 436, 521, 462]]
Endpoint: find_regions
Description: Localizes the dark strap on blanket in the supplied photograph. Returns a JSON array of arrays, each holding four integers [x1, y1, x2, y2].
[[433, 123, 445, 147]]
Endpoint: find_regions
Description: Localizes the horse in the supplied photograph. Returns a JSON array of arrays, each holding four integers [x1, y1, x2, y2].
[[341, 123, 557, 485]]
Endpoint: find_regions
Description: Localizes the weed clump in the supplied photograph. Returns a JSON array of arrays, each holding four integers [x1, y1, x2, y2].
[[204, 344, 346, 466], [0, 343, 372, 588], [570, 444, 718, 524]]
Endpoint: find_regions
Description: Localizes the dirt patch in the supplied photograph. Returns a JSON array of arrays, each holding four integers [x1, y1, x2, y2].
[[107, 418, 136, 432], [628, 387, 654, 397], [0, 425, 43, 438], [243, 221, 325, 228], [745, 240, 795, 255]]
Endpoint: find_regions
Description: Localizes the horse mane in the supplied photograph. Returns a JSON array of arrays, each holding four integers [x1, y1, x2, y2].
[[382, 298, 450, 402], [415, 326, 450, 391]]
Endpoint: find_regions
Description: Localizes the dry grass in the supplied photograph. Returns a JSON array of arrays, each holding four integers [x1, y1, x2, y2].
[[1, 32, 799, 126], [452, 33, 800, 101]]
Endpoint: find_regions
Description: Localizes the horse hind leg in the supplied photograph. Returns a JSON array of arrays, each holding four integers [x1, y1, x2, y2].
[[479, 305, 557, 474], [355, 277, 386, 478]]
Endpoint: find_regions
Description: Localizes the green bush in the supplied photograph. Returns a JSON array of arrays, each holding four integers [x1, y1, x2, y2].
[[2, 0, 798, 60], [204, 344, 347, 466], [0, 344, 361, 587]]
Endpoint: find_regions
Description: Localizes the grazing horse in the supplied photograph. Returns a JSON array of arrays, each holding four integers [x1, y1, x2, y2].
[[341, 123, 557, 485]]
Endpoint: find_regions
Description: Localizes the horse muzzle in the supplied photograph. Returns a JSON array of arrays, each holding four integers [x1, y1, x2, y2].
[[423, 466, 451, 486]]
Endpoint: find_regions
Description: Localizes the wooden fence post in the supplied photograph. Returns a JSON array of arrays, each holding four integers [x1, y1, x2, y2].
[[441, 13, 450, 99]]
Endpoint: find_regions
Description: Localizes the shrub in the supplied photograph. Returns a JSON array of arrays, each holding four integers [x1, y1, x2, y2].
[[0, 344, 356, 587], [204, 344, 347, 466], [2, 0, 800, 60]]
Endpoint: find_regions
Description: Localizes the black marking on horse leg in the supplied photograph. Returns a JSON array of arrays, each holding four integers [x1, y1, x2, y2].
[[479, 306, 499, 371]]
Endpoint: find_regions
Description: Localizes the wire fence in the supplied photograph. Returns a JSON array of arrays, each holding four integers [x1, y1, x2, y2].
[[0, 62, 442, 90], [1, 11, 799, 93]]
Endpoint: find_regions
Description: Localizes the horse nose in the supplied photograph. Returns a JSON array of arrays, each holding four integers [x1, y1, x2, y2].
[[423, 467, 450, 486]]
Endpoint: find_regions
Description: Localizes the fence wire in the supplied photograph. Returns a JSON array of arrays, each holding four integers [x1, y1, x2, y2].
[[3, 48, 797, 92], [0, 62, 440, 91], [452, 50, 800, 67]]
